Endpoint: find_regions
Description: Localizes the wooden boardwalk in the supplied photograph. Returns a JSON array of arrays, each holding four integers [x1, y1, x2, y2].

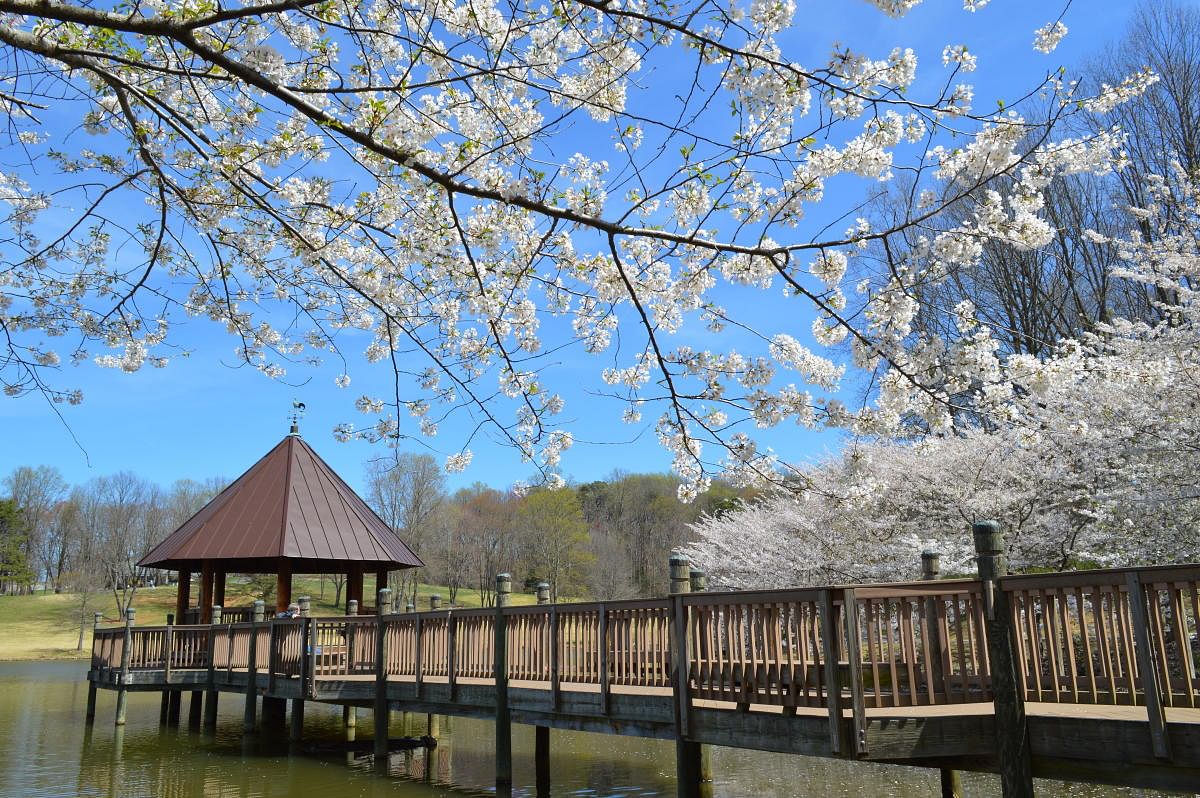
[[87, 558, 1200, 795]]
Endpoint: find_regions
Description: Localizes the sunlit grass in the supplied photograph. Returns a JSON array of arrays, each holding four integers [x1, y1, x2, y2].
[[0, 574, 535, 661]]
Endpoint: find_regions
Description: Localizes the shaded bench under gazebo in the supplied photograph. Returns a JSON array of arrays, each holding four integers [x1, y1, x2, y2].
[[139, 428, 423, 621]]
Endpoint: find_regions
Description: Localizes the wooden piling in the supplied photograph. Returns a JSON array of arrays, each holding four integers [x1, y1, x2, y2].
[[159, 612, 174, 725], [670, 553, 708, 798], [374, 587, 393, 768], [494, 573, 513, 787], [687, 568, 712, 786], [535, 724, 550, 795], [533, 580, 551, 780], [289, 698, 305, 742], [344, 599, 358, 728], [86, 611, 102, 724], [244, 600, 264, 732], [423, 590, 439, 738], [188, 691, 202, 729], [203, 605, 221, 731], [115, 607, 134, 726], [974, 521, 1033, 798], [261, 697, 286, 730], [167, 690, 181, 726]]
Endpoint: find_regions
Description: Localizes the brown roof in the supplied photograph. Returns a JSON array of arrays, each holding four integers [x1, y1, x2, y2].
[[139, 434, 423, 573]]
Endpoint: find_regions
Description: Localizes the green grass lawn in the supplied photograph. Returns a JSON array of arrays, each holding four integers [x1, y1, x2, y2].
[[0, 575, 534, 661]]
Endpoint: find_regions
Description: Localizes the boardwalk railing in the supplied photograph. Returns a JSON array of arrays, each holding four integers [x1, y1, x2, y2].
[[91, 563, 1200, 714]]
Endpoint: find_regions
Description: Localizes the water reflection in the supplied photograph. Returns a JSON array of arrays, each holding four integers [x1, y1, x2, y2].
[[0, 662, 1179, 798]]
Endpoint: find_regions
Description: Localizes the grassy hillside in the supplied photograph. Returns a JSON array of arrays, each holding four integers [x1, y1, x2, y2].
[[0, 575, 534, 661]]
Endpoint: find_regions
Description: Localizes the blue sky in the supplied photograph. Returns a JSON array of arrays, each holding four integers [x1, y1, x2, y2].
[[0, 0, 1173, 496]]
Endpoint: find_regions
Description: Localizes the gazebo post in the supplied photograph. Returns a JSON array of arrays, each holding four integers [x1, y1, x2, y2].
[[199, 561, 215, 624], [175, 569, 191, 621], [347, 563, 364, 611], [375, 568, 388, 600], [214, 569, 226, 608], [276, 560, 293, 615]]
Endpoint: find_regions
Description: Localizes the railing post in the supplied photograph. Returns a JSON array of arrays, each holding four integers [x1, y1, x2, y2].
[[163, 613, 174, 683], [974, 520, 1033, 798], [922, 550, 962, 798], [430, 595, 441, 611], [345, 597, 359, 728], [245, 599, 264, 732], [414, 612, 425, 698], [447, 608, 459, 703], [534, 580, 552, 788], [115, 607, 135, 726], [160, 618, 173, 725], [689, 568, 707, 593], [819, 589, 844, 754], [670, 553, 706, 798], [1126, 571, 1171, 759], [598, 601, 610, 715], [204, 605, 221, 731], [843, 588, 867, 755], [292, 602, 312, 742], [495, 572, 512, 787], [549, 601, 560, 712], [374, 587, 393, 768]]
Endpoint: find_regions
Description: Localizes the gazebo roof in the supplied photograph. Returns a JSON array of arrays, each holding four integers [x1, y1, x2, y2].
[[139, 433, 423, 573]]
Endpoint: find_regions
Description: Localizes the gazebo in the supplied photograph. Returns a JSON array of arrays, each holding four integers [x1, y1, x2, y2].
[[139, 426, 423, 621]]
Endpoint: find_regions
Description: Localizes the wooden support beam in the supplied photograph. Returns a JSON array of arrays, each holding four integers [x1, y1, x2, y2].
[[670, 552, 709, 798], [374, 587, 393, 769], [495, 573, 513, 786], [1126, 572, 1171, 760], [819, 589, 843, 755], [289, 698, 304, 742], [923, 549, 963, 798], [167, 691, 181, 726], [199, 561, 215, 624], [188, 691, 203, 729], [535, 724, 550, 796], [974, 521, 1033, 798], [204, 605, 220, 731], [843, 589, 867, 756], [276, 560, 293, 615], [175, 569, 191, 621], [214, 569, 226, 608], [244, 600, 264, 732], [347, 563, 364, 611]]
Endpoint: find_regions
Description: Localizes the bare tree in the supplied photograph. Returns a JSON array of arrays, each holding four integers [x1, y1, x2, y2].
[[365, 451, 445, 606], [4, 465, 66, 590]]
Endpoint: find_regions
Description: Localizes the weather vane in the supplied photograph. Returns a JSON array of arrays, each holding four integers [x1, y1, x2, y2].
[[289, 400, 306, 435]]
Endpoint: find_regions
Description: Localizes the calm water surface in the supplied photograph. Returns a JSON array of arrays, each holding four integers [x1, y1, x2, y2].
[[0, 662, 1183, 797]]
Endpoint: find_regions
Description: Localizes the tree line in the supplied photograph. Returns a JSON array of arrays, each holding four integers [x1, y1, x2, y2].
[[364, 453, 749, 609], [0, 457, 750, 618]]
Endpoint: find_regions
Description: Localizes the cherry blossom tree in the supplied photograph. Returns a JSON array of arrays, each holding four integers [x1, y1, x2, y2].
[[687, 164, 1200, 586], [0, 0, 1157, 495]]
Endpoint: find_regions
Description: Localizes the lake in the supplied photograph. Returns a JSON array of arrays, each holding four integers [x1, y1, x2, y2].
[[0, 662, 1180, 797]]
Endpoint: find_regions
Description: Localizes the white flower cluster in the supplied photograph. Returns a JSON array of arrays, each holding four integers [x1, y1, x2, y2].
[[1033, 21, 1068, 54]]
